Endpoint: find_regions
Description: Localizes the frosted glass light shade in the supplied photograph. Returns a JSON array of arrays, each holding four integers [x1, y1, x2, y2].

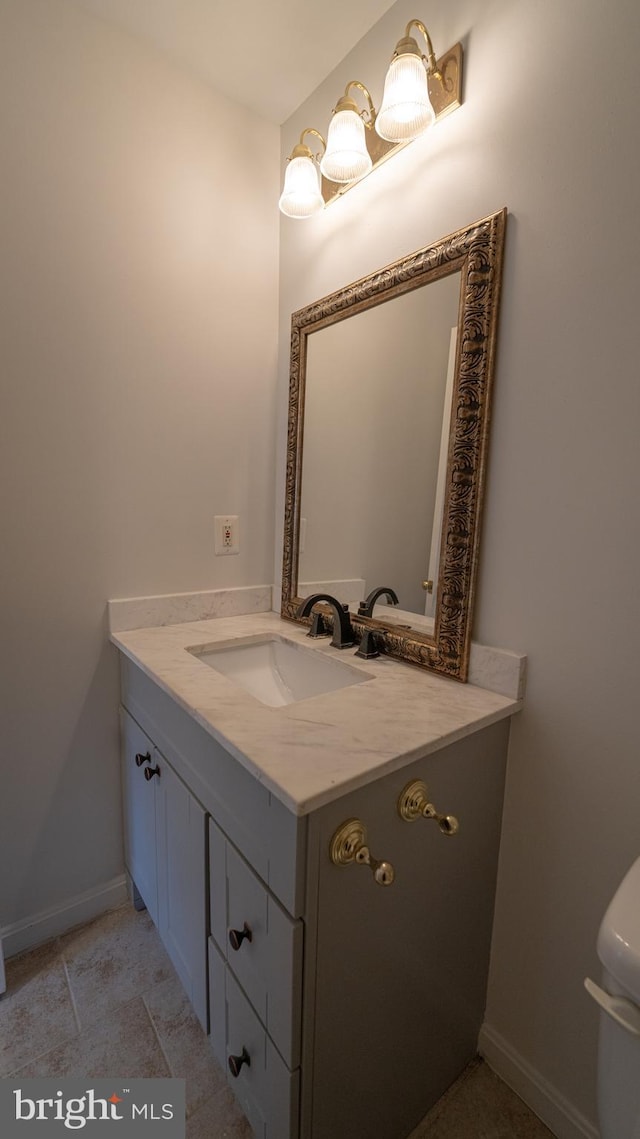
[[375, 54, 435, 143], [278, 156, 324, 218], [320, 110, 372, 184]]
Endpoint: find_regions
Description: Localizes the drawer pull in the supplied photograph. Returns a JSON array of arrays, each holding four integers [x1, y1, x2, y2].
[[135, 752, 151, 767], [330, 819, 395, 887], [228, 1047, 251, 1078], [228, 923, 253, 952], [144, 764, 160, 781], [398, 780, 459, 835]]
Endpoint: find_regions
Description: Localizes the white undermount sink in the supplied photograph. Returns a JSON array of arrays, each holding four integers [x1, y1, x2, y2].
[[186, 634, 372, 708]]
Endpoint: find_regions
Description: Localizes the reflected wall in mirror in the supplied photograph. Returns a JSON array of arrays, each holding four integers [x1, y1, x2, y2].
[[299, 274, 460, 619], [281, 210, 507, 681]]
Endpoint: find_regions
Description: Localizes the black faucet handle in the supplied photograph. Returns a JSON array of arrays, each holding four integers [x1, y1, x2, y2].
[[355, 629, 380, 660], [307, 611, 329, 638]]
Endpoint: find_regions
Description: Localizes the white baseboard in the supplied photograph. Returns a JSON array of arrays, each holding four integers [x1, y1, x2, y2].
[[479, 1023, 599, 1139], [0, 875, 128, 962]]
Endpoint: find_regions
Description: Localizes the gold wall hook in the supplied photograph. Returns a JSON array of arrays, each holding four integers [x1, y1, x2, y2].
[[330, 819, 395, 886], [398, 780, 459, 836]]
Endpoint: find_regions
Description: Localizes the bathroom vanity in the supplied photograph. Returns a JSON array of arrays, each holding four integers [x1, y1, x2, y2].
[[112, 610, 523, 1139], [109, 208, 513, 1137]]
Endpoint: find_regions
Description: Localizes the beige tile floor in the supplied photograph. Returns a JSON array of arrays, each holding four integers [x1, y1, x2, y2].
[[0, 904, 555, 1138]]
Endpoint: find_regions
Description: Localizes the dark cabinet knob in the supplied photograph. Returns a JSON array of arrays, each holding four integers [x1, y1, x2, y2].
[[228, 922, 252, 952], [135, 752, 151, 767], [144, 764, 160, 781], [228, 1047, 250, 1078]]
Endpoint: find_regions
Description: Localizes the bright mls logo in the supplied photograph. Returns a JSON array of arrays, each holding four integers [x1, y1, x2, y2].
[[0, 1079, 185, 1137]]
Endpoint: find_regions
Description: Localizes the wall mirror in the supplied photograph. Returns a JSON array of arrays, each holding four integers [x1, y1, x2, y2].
[[281, 210, 506, 681]]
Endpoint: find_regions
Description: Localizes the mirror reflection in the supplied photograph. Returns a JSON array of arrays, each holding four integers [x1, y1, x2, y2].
[[298, 273, 461, 627]]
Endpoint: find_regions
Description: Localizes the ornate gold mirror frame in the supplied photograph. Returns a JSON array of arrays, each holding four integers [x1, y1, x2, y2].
[[281, 209, 507, 681]]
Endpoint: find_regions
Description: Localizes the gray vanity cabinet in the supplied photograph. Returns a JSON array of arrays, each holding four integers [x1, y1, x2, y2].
[[118, 657, 510, 1139]]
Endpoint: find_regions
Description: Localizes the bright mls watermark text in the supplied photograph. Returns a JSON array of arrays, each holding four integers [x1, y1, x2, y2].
[[0, 1079, 185, 1137]]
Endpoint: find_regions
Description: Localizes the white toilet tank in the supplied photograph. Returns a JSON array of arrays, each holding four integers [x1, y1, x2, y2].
[[585, 856, 640, 1139]]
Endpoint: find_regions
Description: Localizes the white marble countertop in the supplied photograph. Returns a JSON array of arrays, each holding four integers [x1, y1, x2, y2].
[[111, 612, 522, 815]]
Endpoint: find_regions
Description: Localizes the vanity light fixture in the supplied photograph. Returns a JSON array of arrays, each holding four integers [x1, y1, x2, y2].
[[320, 82, 375, 184], [278, 17, 462, 218], [278, 128, 326, 219], [376, 20, 441, 142]]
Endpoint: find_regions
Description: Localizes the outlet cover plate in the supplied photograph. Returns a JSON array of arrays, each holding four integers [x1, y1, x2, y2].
[[214, 515, 239, 556]]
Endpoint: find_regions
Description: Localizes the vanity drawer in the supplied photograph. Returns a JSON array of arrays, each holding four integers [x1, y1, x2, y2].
[[209, 939, 300, 1139], [209, 818, 303, 1068]]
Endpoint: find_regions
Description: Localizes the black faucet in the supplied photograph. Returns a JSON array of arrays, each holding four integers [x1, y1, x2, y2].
[[358, 586, 399, 618], [297, 594, 355, 649]]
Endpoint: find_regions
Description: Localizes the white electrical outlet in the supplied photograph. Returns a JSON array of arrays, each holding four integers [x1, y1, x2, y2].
[[214, 515, 240, 556]]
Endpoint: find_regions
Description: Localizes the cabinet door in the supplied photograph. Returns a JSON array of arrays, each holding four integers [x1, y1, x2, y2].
[[120, 709, 158, 924], [155, 755, 207, 1029]]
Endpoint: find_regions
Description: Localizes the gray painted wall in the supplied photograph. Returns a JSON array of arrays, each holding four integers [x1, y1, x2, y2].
[[276, 0, 640, 1130], [0, 0, 279, 927]]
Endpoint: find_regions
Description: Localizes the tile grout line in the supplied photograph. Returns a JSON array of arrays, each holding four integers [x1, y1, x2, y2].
[[141, 990, 175, 1080], [60, 951, 83, 1036]]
